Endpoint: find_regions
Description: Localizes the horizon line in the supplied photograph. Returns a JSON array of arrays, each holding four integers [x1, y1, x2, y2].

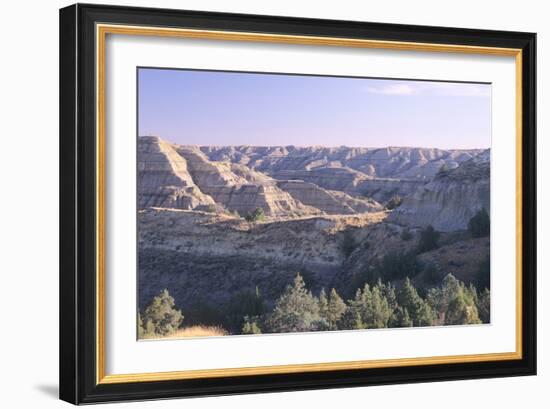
[[139, 135, 490, 151]]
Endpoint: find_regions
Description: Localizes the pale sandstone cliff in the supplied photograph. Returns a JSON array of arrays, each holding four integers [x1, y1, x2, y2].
[[276, 180, 383, 214], [389, 150, 490, 231], [139, 137, 388, 218], [201, 145, 482, 203], [201, 145, 482, 180], [175, 145, 319, 217], [138, 136, 216, 210], [139, 136, 489, 228]]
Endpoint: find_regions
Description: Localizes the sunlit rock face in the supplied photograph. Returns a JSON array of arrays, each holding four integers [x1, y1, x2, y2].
[[201, 145, 483, 203], [138, 136, 315, 217], [276, 180, 382, 215], [138, 136, 216, 210], [201, 145, 482, 180], [389, 150, 490, 232], [138, 136, 489, 230], [174, 145, 319, 217]]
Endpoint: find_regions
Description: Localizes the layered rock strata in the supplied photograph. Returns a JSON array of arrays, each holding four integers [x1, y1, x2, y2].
[[277, 180, 383, 214], [138, 136, 216, 210], [389, 150, 490, 231]]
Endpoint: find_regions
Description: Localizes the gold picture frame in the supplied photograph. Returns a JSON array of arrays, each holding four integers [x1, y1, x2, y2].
[[60, 4, 536, 404]]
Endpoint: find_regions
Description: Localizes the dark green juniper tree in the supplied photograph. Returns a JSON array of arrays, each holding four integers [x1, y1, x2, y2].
[[340, 231, 358, 258], [265, 273, 323, 333], [319, 288, 347, 330], [477, 288, 491, 323], [341, 282, 393, 330], [376, 251, 420, 281], [390, 306, 413, 328], [137, 267, 489, 337], [242, 316, 262, 334], [226, 286, 265, 333], [377, 280, 398, 310], [476, 256, 491, 290], [140, 289, 184, 336], [468, 208, 490, 238], [398, 278, 436, 327], [245, 207, 265, 222], [416, 225, 440, 253], [386, 195, 403, 210], [426, 274, 482, 325]]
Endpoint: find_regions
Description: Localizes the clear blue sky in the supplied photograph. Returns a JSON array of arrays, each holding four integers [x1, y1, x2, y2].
[[138, 68, 491, 149]]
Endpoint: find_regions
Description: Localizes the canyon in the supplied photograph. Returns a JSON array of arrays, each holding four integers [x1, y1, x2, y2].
[[138, 136, 490, 317]]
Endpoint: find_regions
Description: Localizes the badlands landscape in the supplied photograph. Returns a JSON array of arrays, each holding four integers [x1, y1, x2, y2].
[[137, 135, 491, 338]]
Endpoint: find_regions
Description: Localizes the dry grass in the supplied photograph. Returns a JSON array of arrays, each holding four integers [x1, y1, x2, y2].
[[142, 325, 228, 340]]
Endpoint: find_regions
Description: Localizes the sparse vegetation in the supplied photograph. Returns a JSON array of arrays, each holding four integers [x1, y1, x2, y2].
[[386, 195, 403, 210], [468, 208, 490, 238], [422, 263, 441, 285], [242, 316, 262, 334], [477, 288, 491, 323], [139, 289, 184, 337], [376, 251, 420, 281], [245, 207, 265, 222], [436, 163, 449, 176], [401, 228, 413, 241], [226, 287, 265, 333], [184, 299, 227, 328], [417, 225, 440, 253], [340, 230, 358, 258], [475, 256, 490, 290], [204, 204, 217, 213], [141, 325, 228, 339]]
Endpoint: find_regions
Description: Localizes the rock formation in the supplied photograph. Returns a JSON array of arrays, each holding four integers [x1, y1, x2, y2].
[[202, 145, 482, 203], [137, 137, 491, 329], [277, 180, 383, 214], [389, 150, 490, 231], [201, 145, 483, 180], [138, 136, 216, 210], [174, 144, 319, 217], [138, 209, 388, 310]]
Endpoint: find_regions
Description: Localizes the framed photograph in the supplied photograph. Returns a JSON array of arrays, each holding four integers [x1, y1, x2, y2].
[[59, 3, 536, 404]]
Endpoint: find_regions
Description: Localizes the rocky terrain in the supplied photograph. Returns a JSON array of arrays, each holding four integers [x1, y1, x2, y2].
[[276, 180, 383, 214], [200, 145, 482, 180], [138, 209, 387, 310], [138, 136, 216, 210], [137, 136, 491, 326], [389, 149, 490, 231]]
